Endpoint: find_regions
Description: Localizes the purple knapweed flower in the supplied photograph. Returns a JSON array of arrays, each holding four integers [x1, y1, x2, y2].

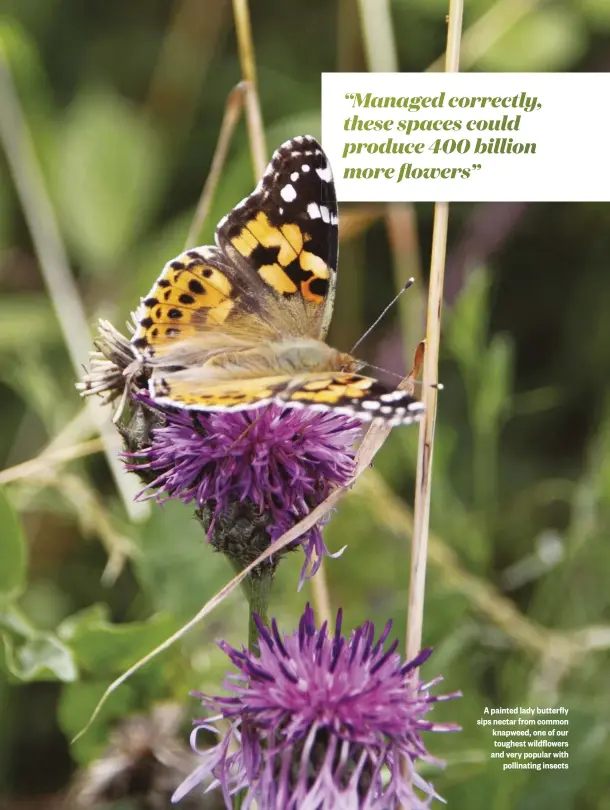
[[128, 403, 361, 583], [172, 604, 461, 810]]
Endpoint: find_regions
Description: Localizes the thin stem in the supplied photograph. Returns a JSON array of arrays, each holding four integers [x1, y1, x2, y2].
[[245, 570, 273, 653], [406, 0, 464, 663], [0, 438, 103, 486], [427, 0, 539, 72], [229, 561, 273, 653], [185, 82, 248, 248], [0, 58, 147, 521], [310, 557, 332, 628], [232, 0, 267, 178]]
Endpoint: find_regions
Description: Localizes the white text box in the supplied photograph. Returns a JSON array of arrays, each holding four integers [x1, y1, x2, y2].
[[321, 73, 610, 202]]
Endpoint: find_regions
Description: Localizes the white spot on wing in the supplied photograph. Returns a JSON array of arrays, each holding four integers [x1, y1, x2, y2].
[[290, 171, 299, 181], [361, 400, 381, 411], [380, 390, 407, 403], [280, 184, 297, 202], [307, 203, 321, 219], [302, 164, 310, 172], [320, 205, 330, 223], [317, 165, 333, 182]]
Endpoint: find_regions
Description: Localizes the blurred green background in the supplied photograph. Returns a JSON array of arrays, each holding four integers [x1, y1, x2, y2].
[[1, 0, 610, 808]]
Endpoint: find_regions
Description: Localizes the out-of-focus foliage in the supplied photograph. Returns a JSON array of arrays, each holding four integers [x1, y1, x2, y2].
[[1, 1, 609, 809]]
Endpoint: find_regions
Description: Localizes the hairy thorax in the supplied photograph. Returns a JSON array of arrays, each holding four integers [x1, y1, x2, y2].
[[154, 337, 359, 383]]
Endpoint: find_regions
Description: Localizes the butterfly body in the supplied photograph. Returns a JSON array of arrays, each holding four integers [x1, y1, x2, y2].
[[131, 136, 424, 426]]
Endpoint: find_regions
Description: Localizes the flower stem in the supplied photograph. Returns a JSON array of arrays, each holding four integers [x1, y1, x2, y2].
[[407, 0, 464, 664], [232, 0, 267, 179], [185, 82, 248, 248], [234, 567, 273, 653]]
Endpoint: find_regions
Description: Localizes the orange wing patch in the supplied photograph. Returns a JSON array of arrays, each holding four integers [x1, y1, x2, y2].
[[231, 212, 330, 305], [288, 374, 375, 404], [132, 252, 236, 358]]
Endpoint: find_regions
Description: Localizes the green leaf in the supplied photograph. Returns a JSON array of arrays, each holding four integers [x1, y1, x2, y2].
[[58, 604, 177, 676], [584, 403, 610, 507], [0, 603, 36, 638], [470, 335, 514, 516], [1, 605, 76, 684], [473, 333, 514, 437], [133, 501, 234, 620], [1, 615, 77, 682], [0, 490, 27, 600], [52, 87, 166, 269], [444, 268, 490, 393]]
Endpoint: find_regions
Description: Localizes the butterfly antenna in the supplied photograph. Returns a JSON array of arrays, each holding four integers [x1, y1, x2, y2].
[[361, 362, 406, 383], [350, 278, 415, 355], [360, 361, 444, 391]]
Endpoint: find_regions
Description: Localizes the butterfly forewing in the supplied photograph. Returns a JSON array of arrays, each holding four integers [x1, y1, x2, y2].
[[216, 135, 338, 341]]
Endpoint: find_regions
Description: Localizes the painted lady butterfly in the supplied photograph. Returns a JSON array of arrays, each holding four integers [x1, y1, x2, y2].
[[131, 136, 424, 426]]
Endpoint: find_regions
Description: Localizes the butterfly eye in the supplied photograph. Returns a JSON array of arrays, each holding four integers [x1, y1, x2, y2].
[[337, 353, 358, 374]]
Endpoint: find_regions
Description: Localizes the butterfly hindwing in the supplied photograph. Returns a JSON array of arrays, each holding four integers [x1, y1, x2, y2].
[[216, 135, 338, 341], [149, 371, 424, 425], [132, 245, 291, 361], [132, 248, 233, 359]]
